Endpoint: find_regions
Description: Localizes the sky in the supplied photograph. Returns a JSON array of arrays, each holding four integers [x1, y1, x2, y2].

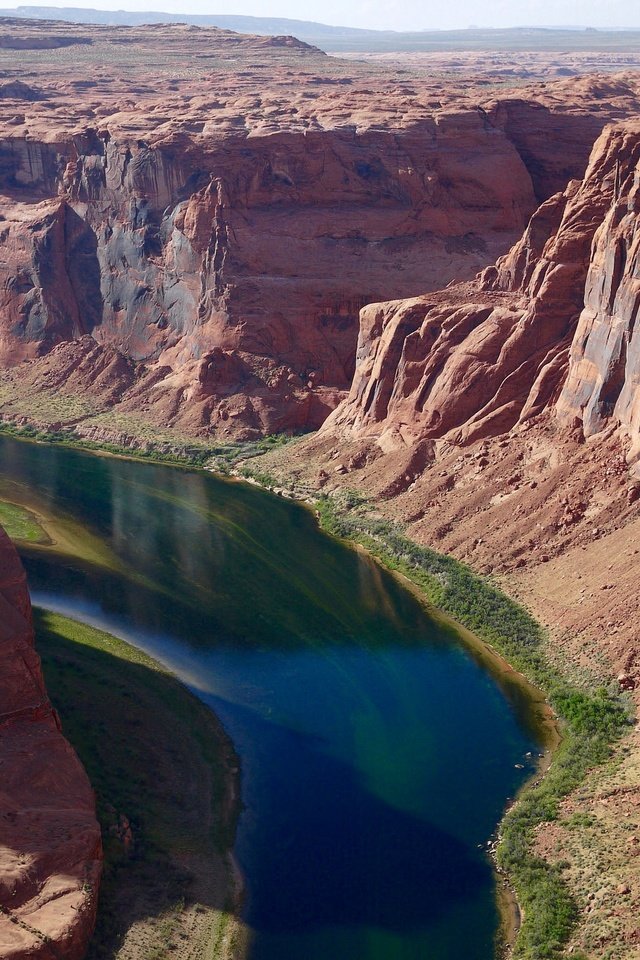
[[1, 0, 639, 32]]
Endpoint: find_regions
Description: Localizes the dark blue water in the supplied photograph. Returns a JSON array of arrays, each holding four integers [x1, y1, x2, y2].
[[0, 435, 541, 960]]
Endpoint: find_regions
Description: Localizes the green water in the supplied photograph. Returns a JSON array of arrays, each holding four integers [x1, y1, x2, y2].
[[0, 435, 542, 960]]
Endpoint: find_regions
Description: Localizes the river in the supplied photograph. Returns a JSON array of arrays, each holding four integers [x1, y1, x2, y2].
[[0, 434, 542, 960]]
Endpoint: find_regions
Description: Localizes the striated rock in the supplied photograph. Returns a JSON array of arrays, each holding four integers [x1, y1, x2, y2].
[[557, 124, 640, 459], [0, 526, 102, 960], [1, 19, 640, 438], [264, 119, 640, 612], [0, 113, 535, 437], [324, 121, 640, 458]]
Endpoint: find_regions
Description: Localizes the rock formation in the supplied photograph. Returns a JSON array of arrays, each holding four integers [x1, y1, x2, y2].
[[322, 121, 640, 464], [1, 19, 640, 439], [258, 118, 640, 960], [0, 527, 102, 959], [267, 118, 640, 615], [557, 126, 640, 457]]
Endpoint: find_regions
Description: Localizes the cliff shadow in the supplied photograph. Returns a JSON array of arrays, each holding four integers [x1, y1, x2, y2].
[[63, 204, 104, 336], [34, 607, 240, 959], [34, 607, 496, 959]]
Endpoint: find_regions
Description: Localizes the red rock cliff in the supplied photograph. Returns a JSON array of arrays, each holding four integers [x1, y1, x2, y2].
[[0, 112, 536, 437], [557, 122, 640, 458], [0, 527, 102, 960], [322, 121, 640, 469], [2, 21, 640, 439]]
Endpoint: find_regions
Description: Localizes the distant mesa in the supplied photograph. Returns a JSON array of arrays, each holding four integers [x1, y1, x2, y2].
[[0, 23, 91, 48], [3, 6, 380, 35], [3, 9, 640, 52]]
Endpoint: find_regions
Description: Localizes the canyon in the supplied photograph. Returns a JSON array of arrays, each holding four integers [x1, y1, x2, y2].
[[2, 15, 640, 960], [2, 19, 640, 442], [318, 118, 640, 457], [276, 117, 640, 657], [259, 99, 640, 960], [0, 526, 101, 960]]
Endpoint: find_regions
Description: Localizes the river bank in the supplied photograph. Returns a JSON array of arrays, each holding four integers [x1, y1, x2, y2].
[[1, 474, 545, 955], [312, 509, 562, 956], [0, 428, 547, 960], [0, 424, 632, 958], [238, 461, 633, 959], [34, 607, 248, 960]]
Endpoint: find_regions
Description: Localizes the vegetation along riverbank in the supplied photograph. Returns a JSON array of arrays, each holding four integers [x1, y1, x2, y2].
[[34, 608, 248, 960], [239, 471, 634, 960], [3, 425, 635, 959]]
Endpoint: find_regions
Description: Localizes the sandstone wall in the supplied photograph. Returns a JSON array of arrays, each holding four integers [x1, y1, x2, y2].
[[0, 528, 102, 960], [3, 32, 639, 440], [322, 121, 640, 465]]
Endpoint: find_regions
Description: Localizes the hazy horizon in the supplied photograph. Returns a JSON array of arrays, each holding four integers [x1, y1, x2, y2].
[[0, 0, 638, 33]]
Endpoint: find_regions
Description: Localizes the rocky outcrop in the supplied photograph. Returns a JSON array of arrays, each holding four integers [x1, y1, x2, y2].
[[0, 113, 536, 437], [258, 123, 640, 652], [557, 123, 640, 458], [323, 121, 640, 463], [0, 527, 102, 960], [1, 20, 640, 439]]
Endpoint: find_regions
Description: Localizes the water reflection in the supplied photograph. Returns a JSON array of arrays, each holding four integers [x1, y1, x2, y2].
[[0, 435, 541, 960]]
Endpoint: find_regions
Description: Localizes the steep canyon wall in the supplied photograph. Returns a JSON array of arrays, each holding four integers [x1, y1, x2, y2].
[[2, 21, 639, 438], [0, 527, 101, 960], [322, 120, 640, 465]]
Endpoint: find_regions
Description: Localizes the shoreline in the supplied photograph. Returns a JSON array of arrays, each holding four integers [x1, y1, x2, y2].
[[281, 485, 627, 958], [33, 604, 248, 960], [375, 553, 560, 950], [0, 425, 556, 957], [301, 501, 561, 954], [0, 426, 627, 958], [19, 499, 545, 956]]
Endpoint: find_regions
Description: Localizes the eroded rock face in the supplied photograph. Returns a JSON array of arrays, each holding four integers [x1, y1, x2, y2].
[[0, 527, 102, 960], [258, 114, 640, 960], [324, 121, 640, 464], [1, 20, 640, 438], [0, 113, 536, 437], [557, 125, 640, 457]]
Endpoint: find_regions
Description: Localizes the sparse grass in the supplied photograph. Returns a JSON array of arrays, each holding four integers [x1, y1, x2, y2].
[[314, 490, 631, 960], [0, 384, 101, 421], [0, 417, 216, 467], [564, 812, 596, 830], [35, 608, 241, 960], [80, 411, 215, 449], [0, 416, 296, 471], [238, 465, 280, 489], [0, 500, 48, 543]]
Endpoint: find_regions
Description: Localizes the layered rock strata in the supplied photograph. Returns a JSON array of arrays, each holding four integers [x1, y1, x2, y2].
[[266, 120, 640, 632], [1, 19, 640, 438], [323, 121, 640, 462], [0, 527, 102, 960], [255, 120, 640, 960]]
